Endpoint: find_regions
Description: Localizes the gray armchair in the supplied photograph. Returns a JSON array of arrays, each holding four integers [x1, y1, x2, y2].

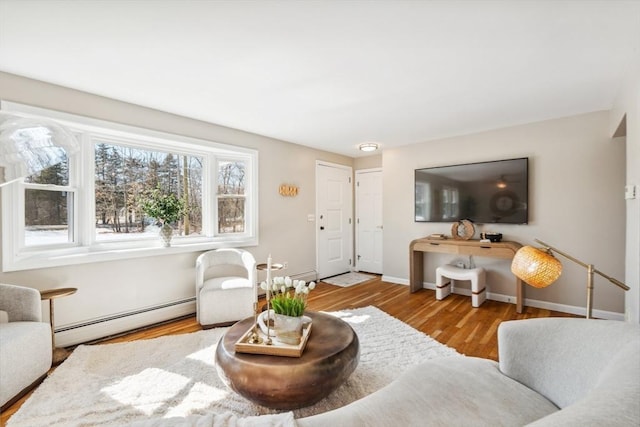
[[0, 283, 52, 409]]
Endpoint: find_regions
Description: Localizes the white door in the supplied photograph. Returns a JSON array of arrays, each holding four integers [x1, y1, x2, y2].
[[356, 168, 383, 274], [316, 162, 353, 279]]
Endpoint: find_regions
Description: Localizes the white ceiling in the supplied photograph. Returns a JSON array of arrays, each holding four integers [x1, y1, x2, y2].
[[1, 0, 639, 157]]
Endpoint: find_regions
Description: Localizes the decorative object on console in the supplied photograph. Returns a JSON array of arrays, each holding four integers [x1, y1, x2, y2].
[[510, 238, 629, 319], [451, 219, 475, 240], [480, 232, 502, 242], [0, 113, 80, 187], [428, 233, 447, 240]]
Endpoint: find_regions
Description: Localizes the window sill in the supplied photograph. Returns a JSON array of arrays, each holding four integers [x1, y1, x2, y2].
[[2, 237, 259, 272]]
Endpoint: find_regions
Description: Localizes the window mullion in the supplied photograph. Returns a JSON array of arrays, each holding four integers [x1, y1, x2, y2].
[[79, 134, 95, 246], [204, 155, 216, 238]]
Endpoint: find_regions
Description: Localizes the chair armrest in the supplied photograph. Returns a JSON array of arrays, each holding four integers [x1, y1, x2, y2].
[[241, 251, 257, 291], [0, 283, 42, 322], [195, 252, 211, 291]]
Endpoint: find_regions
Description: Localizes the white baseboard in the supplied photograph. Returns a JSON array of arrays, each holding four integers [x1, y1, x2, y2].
[[380, 276, 624, 321], [55, 300, 197, 347], [382, 275, 408, 285]]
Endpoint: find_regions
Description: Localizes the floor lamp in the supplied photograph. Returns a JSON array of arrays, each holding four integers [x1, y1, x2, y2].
[[0, 112, 80, 186], [511, 239, 629, 319], [1, 113, 81, 362]]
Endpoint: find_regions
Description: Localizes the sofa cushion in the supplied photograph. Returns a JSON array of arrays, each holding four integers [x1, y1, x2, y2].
[[499, 318, 640, 410], [0, 321, 52, 407], [526, 337, 640, 426], [297, 356, 558, 427], [202, 276, 252, 291]]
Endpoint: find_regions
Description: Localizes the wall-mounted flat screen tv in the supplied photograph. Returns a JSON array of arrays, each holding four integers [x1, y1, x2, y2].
[[415, 157, 528, 224]]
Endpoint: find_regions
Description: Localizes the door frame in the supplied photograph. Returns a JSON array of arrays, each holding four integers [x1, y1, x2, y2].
[[315, 160, 353, 279]]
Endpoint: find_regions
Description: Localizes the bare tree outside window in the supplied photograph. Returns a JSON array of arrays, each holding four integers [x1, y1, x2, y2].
[[23, 157, 73, 246], [94, 142, 203, 241], [217, 160, 245, 234]]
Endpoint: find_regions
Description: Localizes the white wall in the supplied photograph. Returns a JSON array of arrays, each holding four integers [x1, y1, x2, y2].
[[354, 154, 382, 171], [611, 57, 640, 324], [382, 111, 627, 318], [0, 72, 352, 345]]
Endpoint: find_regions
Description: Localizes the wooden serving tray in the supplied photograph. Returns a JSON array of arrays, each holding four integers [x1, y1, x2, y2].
[[234, 322, 312, 357]]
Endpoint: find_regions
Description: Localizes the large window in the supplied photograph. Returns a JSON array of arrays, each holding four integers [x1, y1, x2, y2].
[[1, 102, 258, 272]]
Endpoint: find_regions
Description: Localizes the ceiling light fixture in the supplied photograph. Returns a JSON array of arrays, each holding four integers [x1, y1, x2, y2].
[[358, 143, 379, 152]]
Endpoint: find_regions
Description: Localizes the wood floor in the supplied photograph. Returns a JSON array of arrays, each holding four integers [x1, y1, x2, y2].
[[1, 277, 575, 425]]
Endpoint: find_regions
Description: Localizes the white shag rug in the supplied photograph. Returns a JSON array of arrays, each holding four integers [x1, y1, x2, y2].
[[321, 272, 376, 287], [8, 306, 460, 427]]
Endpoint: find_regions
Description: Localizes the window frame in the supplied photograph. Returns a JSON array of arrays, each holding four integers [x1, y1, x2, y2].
[[1, 101, 259, 272]]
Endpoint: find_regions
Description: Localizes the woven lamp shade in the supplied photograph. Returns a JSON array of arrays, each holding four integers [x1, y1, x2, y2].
[[511, 246, 562, 288]]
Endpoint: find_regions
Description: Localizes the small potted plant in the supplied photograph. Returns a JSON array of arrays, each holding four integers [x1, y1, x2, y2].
[[140, 187, 185, 247], [260, 277, 316, 344]]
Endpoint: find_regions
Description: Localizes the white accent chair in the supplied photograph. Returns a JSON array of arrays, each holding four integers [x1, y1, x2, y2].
[[195, 248, 257, 328], [436, 264, 486, 307]]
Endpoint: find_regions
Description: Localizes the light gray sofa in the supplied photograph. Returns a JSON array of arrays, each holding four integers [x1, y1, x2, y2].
[[132, 317, 639, 426], [0, 283, 52, 409], [297, 317, 640, 426]]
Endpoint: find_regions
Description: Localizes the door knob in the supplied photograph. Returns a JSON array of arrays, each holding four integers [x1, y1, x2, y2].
[[320, 226, 325, 230]]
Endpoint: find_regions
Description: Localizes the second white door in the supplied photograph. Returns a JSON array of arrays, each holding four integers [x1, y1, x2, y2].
[[356, 168, 383, 274]]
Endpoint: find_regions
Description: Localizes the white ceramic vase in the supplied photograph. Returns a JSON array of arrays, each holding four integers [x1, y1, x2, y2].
[[258, 310, 308, 345], [273, 313, 303, 345]]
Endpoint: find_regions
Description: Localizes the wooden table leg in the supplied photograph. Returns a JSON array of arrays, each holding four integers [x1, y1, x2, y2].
[[409, 248, 424, 293]]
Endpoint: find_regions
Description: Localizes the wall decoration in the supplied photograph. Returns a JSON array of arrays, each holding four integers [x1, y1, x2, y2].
[[279, 184, 299, 197]]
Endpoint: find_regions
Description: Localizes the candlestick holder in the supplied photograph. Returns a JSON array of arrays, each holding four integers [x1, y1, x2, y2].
[[247, 301, 263, 344], [257, 260, 284, 346]]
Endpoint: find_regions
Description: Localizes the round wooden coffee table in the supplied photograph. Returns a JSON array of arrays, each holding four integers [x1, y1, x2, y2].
[[215, 311, 359, 410]]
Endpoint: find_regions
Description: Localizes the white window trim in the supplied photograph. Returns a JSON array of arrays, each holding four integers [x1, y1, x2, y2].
[[1, 101, 259, 272]]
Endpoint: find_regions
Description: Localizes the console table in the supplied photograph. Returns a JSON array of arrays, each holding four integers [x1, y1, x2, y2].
[[409, 238, 524, 313]]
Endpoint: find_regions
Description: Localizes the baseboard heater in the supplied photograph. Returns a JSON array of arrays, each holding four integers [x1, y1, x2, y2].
[[55, 296, 196, 334], [55, 270, 318, 345]]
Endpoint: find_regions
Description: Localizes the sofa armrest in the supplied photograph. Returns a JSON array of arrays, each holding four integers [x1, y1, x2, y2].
[[0, 283, 42, 322], [498, 317, 640, 409]]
